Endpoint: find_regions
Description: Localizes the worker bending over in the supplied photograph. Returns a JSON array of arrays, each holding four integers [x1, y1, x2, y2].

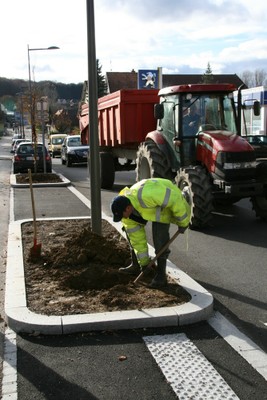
[[111, 178, 191, 288]]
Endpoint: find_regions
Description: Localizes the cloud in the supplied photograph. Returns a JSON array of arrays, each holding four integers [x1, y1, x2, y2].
[[0, 0, 267, 83]]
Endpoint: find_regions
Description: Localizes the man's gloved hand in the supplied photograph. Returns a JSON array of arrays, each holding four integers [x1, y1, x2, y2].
[[141, 262, 156, 276], [179, 225, 189, 234]]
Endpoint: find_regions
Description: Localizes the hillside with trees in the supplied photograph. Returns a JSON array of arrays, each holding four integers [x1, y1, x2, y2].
[[0, 59, 107, 133]]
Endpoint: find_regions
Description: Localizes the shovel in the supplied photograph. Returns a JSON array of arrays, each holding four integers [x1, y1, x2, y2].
[[28, 169, 42, 259], [133, 229, 180, 285]]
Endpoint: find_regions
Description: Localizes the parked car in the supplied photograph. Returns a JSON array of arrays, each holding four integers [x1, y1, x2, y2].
[[61, 135, 89, 167], [48, 133, 67, 157], [13, 142, 52, 174], [244, 135, 267, 159], [11, 138, 31, 153], [11, 133, 22, 146]]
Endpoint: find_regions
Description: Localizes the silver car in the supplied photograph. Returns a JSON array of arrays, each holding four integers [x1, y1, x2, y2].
[[61, 135, 89, 167]]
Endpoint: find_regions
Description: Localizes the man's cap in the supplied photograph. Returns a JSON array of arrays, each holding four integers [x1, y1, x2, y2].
[[111, 196, 130, 222]]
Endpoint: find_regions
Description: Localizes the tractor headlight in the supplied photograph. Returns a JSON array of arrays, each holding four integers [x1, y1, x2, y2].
[[223, 161, 257, 169]]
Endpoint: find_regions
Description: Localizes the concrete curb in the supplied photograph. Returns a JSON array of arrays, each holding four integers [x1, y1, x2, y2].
[[10, 171, 71, 188], [5, 216, 213, 335]]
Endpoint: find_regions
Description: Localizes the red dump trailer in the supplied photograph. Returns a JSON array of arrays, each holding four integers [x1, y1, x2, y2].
[[79, 89, 158, 188]]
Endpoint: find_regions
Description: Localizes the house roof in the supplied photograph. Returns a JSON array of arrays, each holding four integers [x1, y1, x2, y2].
[[106, 72, 246, 93], [79, 72, 247, 106]]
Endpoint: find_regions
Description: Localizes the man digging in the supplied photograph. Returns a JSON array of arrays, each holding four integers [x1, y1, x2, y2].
[[111, 178, 191, 288]]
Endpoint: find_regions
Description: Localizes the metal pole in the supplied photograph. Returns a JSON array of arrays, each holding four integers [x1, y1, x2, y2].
[[86, 0, 102, 235], [27, 45, 36, 143], [28, 45, 37, 172], [40, 99, 46, 173]]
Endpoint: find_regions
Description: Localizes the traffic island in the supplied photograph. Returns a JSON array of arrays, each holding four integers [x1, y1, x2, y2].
[[10, 172, 71, 188], [5, 216, 213, 335]]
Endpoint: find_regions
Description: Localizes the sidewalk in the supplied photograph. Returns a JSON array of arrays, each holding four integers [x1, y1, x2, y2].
[[5, 175, 213, 335]]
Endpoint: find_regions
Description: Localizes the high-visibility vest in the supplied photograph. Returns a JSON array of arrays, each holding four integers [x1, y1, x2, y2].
[[120, 178, 191, 266]]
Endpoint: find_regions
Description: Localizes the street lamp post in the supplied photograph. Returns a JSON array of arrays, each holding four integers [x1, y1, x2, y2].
[[27, 45, 59, 171], [16, 92, 25, 138]]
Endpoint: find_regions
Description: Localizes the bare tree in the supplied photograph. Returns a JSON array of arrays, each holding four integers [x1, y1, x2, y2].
[[255, 69, 267, 86], [240, 70, 254, 88], [241, 69, 267, 88]]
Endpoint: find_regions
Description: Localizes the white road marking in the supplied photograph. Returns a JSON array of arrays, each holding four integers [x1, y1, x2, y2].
[[209, 312, 267, 381], [144, 333, 239, 400], [2, 328, 17, 400]]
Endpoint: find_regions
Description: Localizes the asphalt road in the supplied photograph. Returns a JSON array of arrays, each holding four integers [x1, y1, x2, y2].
[[1, 133, 267, 399], [52, 157, 267, 353]]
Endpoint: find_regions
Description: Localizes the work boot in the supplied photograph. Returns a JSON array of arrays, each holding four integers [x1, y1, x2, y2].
[[119, 264, 140, 275], [149, 259, 167, 288]]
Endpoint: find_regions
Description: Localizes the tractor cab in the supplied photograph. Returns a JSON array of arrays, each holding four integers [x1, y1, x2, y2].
[[155, 86, 238, 167]]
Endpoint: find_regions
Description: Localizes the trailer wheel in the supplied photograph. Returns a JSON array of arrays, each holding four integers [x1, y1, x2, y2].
[[176, 166, 214, 229], [136, 140, 173, 181], [100, 152, 115, 189]]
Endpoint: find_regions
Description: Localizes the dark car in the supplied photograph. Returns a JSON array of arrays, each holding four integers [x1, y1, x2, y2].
[[244, 135, 267, 159], [13, 142, 52, 174], [61, 135, 89, 167]]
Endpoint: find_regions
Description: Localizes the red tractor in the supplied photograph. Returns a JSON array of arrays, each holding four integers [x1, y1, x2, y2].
[[136, 83, 267, 228]]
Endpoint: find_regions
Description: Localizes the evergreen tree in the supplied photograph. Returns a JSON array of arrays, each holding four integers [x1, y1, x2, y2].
[[97, 59, 107, 98], [202, 63, 214, 83]]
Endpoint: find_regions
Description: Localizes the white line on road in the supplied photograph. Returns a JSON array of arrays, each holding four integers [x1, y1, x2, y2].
[[2, 328, 17, 400], [208, 312, 267, 381]]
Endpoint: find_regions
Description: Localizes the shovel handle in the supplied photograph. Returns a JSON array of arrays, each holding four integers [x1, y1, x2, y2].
[[28, 169, 37, 241], [133, 229, 180, 285]]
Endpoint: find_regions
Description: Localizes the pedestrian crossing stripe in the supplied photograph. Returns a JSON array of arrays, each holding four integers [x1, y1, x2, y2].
[[144, 333, 239, 400]]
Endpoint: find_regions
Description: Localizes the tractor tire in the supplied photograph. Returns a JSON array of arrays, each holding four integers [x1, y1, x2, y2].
[[251, 195, 267, 220], [136, 140, 173, 181], [214, 197, 241, 207], [176, 166, 214, 229], [100, 152, 115, 189]]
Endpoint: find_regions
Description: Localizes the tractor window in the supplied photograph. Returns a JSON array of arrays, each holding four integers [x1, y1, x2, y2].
[[194, 94, 237, 133], [160, 97, 176, 140], [223, 96, 237, 133]]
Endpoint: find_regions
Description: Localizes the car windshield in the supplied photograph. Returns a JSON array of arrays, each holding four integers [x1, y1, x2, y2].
[[52, 138, 64, 144], [18, 144, 46, 155], [68, 138, 81, 146], [245, 135, 267, 145]]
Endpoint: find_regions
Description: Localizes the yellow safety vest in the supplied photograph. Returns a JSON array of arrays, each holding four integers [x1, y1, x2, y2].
[[120, 178, 191, 266]]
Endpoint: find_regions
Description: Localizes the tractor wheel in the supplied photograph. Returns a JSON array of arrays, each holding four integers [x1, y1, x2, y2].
[[99, 152, 115, 189], [176, 166, 214, 229], [136, 140, 173, 181], [251, 195, 267, 220], [214, 197, 241, 207]]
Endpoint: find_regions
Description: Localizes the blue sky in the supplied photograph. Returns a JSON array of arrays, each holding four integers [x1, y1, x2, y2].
[[1, 0, 267, 84]]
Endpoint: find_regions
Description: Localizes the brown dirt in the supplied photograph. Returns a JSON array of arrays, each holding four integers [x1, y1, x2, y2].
[[16, 173, 63, 184], [21, 219, 191, 316]]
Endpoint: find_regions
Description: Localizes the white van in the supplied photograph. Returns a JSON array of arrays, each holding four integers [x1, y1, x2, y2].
[[48, 134, 67, 157]]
